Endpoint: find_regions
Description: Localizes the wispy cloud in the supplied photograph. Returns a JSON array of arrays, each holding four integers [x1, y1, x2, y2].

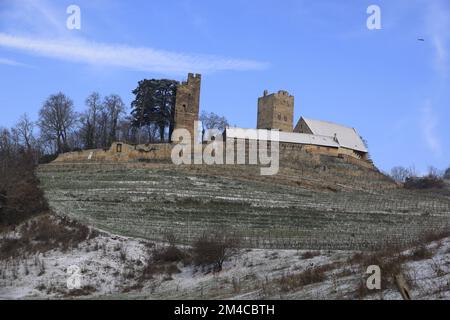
[[420, 101, 442, 157], [0, 57, 30, 67], [425, 0, 450, 78], [0, 0, 267, 74], [0, 33, 268, 74], [0, 0, 64, 35]]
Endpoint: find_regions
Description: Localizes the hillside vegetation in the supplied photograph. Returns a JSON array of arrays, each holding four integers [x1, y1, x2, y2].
[[37, 154, 450, 250]]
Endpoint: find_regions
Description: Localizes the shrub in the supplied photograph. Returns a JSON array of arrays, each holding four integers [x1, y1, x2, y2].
[[38, 154, 58, 164], [0, 151, 48, 227], [301, 251, 321, 260], [410, 245, 433, 261], [279, 265, 328, 292], [404, 176, 445, 189], [192, 231, 240, 272], [0, 215, 96, 260], [152, 246, 189, 264], [141, 260, 182, 280]]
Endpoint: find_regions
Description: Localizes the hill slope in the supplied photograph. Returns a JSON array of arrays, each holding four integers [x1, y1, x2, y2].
[[37, 158, 450, 250]]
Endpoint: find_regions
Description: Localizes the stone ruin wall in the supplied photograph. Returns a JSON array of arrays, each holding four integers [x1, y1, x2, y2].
[[53, 140, 375, 170]]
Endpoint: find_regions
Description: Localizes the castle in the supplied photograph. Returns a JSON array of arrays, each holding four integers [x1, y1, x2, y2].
[[173, 73, 202, 139], [172, 73, 369, 162], [54, 73, 371, 167]]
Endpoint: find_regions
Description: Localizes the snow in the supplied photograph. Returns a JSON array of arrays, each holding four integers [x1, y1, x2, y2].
[[1, 227, 450, 300]]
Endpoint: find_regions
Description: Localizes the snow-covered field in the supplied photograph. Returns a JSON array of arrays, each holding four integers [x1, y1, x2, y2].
[[1, 215, 449, 300]]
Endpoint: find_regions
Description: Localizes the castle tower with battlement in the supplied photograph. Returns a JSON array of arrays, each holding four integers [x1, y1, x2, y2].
[[257, 90, 294, 132], [174, 73, 201, 140]]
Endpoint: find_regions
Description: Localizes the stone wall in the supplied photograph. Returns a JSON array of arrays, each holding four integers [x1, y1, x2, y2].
[[54, 140, 375, 170], [54, 142, 173, 163], [173, 73, 201, 139], [257, 90, 294, 132]]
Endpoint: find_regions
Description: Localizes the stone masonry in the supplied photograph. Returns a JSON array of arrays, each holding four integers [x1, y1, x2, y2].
[[173, 73, 201, 140], [257, 90, 294, 132]]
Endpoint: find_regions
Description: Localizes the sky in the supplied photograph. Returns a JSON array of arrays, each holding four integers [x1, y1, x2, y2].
[[0, 0, 449, 173]]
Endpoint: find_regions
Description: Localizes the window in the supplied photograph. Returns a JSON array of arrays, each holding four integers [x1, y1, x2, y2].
[[116, 143, 122, 153], [278, 114, 281, 120], [284, 116, 287, 121]]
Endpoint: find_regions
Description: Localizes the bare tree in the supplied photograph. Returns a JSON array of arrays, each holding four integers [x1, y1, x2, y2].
[[103, 94, 125, 145], [96, 104, 110, 149], [427, 166, 443, 178], [199, 111, 229, 141], [14, 114, 35, 152], [116, 116, 137, 144], [390, 166, 416, 183], [444, 167, 450, 180], [0, 126, 48, 226], [38, 93, 76, 154], [81, 92, 101, 149]]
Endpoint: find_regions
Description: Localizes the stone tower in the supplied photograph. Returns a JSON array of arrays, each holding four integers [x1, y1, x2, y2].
[[174, 73, 201, 140], [257, 90, 294, 132]]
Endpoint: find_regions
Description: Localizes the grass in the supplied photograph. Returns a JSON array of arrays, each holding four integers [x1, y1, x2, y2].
[[278, 264, 332, 292], [0, 214, 99, 261], [346, 228, 450, 299]]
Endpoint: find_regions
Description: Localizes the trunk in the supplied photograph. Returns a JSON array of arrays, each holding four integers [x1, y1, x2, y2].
[[169, 121, 174, 143], [159, 125, 165, 143]]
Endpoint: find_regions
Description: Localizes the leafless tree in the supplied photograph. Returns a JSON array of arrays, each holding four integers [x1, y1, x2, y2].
[[444, 167, 450, 180], [199, 111, 229, 141], [390, 166, 416, 183], [81, 92, 101, 149], [96, 104, 109, 149], [103, 94, 125, 145], [427, 166, 442, 178], [14, 114, 35, 152], [38, 93, 76, 154]]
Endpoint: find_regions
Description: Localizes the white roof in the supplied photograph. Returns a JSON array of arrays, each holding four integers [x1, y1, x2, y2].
[[224, 127, 340, 148], [301, 118, 368, 153]]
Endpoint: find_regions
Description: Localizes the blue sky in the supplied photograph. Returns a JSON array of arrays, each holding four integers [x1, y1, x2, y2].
[[0, 0, 448, 173]]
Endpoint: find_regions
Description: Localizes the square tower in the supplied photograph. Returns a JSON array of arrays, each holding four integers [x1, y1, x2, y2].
[[174, 73, 201, 139], [257, 90, 294, 132]]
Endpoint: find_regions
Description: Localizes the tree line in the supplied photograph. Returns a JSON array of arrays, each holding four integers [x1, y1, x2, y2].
[[389, 165, 450, 189], [0, 79, 230, 164]]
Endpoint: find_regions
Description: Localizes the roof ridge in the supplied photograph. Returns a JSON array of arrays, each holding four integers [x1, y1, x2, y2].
[[301, 117, 356, 130]]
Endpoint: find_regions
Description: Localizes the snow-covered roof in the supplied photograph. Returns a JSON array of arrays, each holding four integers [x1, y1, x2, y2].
[[224, 128, 340, 148], [300, 118, 368, 153]]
